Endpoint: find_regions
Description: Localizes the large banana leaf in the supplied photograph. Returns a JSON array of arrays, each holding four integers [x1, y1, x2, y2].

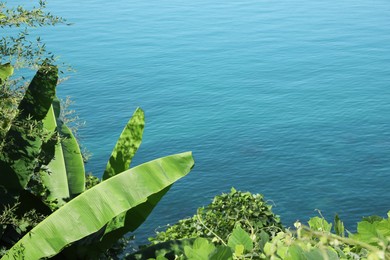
[[2, 152, 194, 260], [40, 98, 85, 205], [0, 65, 58, 194], [89, 108, 159, 253], [17, 64, 58, 121], [102, 107, 144, 180]]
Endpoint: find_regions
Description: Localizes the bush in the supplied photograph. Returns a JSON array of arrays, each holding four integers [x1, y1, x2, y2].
[[149, 188, 283, 246]]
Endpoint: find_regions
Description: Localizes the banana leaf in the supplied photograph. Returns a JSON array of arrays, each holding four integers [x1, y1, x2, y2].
[[2, 152, 194, 260], [89, 108, 155, 253], [40, 98, 85, 205], [0, 65, 58, 194], [102, 107, 144, 180]]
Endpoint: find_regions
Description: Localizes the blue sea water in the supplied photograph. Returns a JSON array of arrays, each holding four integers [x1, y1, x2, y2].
[[17, 0, 390, 243]]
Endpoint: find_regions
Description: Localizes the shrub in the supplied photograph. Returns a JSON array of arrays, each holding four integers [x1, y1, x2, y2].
[[149, 188, 283, 246]]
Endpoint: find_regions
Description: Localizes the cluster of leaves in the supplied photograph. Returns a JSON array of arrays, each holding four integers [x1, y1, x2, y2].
[[0, 64, 194, 259], [150, 188, 283, 246], [136, 190, 390, 260], [0, 0, 66, 69], [1, 0, 71, 144]]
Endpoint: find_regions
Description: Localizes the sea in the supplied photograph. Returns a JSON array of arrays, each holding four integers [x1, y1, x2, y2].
[[11, 0, 390, 245]]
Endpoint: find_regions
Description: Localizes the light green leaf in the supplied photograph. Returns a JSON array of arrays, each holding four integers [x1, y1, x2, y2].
[[88, 108, 147, 252], [353, 217, 390, 245], [41, 105, 70, 205], [0, 63, 13, 81], [17, 64, 58, 121], [103, 107, 144, 180], [228, 225, 253, 253], [41, 98, 85, 205], [2, 152, 194, 260], [57, 118, 85, 196], [308, 216, 332, 232], [209, 245, 233, 260], [184, 238, 215, 260]]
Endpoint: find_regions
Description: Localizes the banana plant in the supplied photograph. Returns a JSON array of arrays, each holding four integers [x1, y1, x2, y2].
[[1, 64, 195, 259], [40, 98, 85, 206], [0, 64, 58, 199], [2, 152, 194, 260]]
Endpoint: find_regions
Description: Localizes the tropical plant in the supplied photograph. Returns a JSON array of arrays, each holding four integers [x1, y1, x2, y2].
[[0, 64, 195, 259]]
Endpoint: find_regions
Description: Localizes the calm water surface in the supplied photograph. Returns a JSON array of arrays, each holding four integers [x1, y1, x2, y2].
[[21, 0, 390, 243]]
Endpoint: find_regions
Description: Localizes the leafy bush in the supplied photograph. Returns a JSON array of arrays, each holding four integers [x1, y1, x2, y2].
[[137, 190, 390, 260], [149, 188, 283, 246]]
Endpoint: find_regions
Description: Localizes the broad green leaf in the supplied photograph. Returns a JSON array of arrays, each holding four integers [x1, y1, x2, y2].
[[286, 245, 306, 260], [17, 64, 58, 121], [209, 245, 233, 260], [41, 105, 70, 205], [52, 98, 85, 196], [103, 107, 144, 180], [41, 98, 85, 205], [57, 120, 85, 196], [227, 225, 253, 253], [352, 217, 390, 245], [308, 216, 332, 232], [0, 65, 58, 193], [90, 187, 170, 254], [184, 238, 215, 260], [88, 108, 145, 252], [259, 230, 270, 250], [2, 152, 194, 260], [0, 63, 13, 81]]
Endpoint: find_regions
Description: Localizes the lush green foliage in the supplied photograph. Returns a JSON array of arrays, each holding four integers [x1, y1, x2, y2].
[[1, 0, 69, 144], [0, 65, 195, 259], [149, 188, 283, 246], [0, 0, 66, 69], [135, 190, 390, 260]]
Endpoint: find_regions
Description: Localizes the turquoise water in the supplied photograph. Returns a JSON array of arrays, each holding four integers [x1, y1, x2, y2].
[[23, 0, 390, 242]]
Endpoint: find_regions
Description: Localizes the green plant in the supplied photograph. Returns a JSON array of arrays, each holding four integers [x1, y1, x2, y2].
[[0, 64, 195, 259], [2, 152, 194, 260], [136, 190, 390, 260], [149, 188, 283, 246], [1, 1, 66, 70]]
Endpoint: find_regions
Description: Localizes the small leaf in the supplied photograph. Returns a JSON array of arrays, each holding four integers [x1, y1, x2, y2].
[[228, 225, 253, 253], [334, 214, 345, 237], [184, 238, 215, 260]]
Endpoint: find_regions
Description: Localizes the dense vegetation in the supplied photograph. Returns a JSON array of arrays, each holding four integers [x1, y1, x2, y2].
[[1, 1, 390, 259], [132, 189, 390, 260], [1, 3, 194, 259]]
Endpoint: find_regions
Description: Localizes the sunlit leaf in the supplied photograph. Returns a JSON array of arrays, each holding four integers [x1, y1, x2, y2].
[[2, 152, 194, 260]]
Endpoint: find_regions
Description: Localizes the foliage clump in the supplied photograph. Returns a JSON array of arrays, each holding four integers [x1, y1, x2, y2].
[[135, 191, 390, 260], [149, 188, 283, 246]]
